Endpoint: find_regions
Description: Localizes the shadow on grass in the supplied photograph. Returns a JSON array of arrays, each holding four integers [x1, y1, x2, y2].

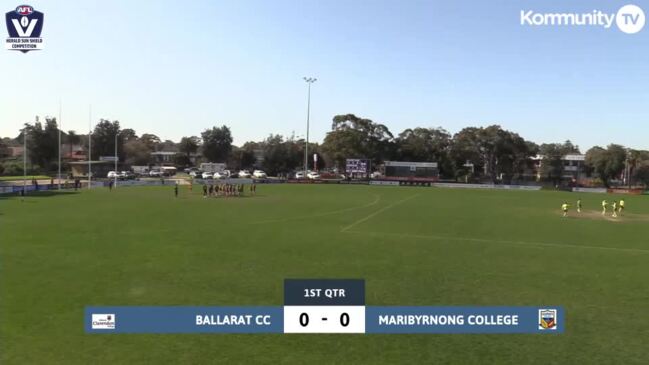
[[0, 191, 80, 200]]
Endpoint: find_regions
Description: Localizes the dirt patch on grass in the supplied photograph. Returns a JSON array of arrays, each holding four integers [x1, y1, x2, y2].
[[560, 209, 649, 222]]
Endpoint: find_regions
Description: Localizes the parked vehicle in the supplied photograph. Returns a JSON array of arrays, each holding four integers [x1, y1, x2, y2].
[[161, 166, 177, 176], [149, 170, 163, 177], [189, 171, 200, 178], [199, 163, 226, 174], [120, 171, 135, 180], [238, 170, 251, 178], [107, 171, 118, 179], [201, 172, 213, 179], [252, 170, 267, 178], [307, 171, 320, 180], [214, 170, 230, 179], [295, 171, 305, 179]]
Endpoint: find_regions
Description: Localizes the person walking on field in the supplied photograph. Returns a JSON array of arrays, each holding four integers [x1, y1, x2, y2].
[[619, 199, 625, 216]]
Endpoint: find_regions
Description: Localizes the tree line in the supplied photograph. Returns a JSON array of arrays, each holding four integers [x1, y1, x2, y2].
[[1, 113, 649, 187]]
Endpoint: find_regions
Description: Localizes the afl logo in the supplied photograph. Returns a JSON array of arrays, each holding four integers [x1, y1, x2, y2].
[[15, 5, 33, 15], [5, 4, 44, 52]]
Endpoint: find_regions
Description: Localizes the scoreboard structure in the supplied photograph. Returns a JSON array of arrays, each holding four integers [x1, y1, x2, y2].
[[346, 159, 370, 179], [86, 279, 563, 334]]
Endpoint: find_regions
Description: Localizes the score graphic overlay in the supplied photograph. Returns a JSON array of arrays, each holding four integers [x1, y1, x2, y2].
[[283, 279, 365, 333], [85, 279, 563, 334]]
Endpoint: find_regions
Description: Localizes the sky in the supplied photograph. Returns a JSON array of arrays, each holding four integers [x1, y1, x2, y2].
[[0, 0, 647, 150]]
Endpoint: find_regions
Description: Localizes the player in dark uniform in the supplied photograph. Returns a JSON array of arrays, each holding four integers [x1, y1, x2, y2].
[[202, 184, 208, 198], [174, 183, 179, 198]]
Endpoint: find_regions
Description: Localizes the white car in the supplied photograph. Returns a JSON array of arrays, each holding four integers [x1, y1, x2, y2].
[[214, 171, 230, 179], [307, 171, 320, 180], [201, 172, 213, 179], [189, 171, 199, 178], [295, 171, 305, 179], [149, 170, 163, 177], [371, 171, 383, 179], [107, 171, 118, 178], [238, 170, 251, 178], [252, 170, 267, 178]]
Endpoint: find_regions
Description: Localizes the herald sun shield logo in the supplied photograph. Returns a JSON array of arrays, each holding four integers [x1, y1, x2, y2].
[[5, 5, 44, 52], [538, 309, 557, 330]]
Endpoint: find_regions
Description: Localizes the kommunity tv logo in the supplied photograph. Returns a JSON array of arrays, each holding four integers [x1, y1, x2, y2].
[[521, 4, 645, 34]]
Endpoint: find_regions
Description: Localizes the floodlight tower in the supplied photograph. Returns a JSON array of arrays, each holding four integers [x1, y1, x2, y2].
[[303, 77, 317, 177]]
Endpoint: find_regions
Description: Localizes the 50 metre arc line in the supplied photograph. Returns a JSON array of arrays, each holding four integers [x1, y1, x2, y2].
[[252, 195, 382, 225], [340, 194, 420, 233]]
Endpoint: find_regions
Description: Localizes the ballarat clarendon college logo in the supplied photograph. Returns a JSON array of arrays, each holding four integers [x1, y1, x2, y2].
[[5, 4, 44, 52]]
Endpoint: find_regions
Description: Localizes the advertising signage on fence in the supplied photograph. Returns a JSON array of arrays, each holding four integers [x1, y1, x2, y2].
[[607, 188, 644, 195]]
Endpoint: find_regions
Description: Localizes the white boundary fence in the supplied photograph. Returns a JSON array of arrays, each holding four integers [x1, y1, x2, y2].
[[572, 187, 607, 194], [432, 183, 542, 191]]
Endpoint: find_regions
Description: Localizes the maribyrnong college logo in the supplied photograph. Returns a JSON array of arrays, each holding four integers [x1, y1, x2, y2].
[[538, 309, 558, 330], [5, 5, 44, 53]]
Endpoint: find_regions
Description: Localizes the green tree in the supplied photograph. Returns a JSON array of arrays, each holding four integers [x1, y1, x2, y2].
[[321, 114, 394, 170], [261, 135, 292, 175], [396, 127, 453, 177], [450, 127, 485, 179], [585, 144, 626, 187], [120, 128, 138, 142], [201, 126, 233, 162], [123, 139, 151, 166], [140, 134, 161, 152], [179, 136, 199, 154], [450, 126, 535, 183], [20, 118, 60, 170], [65, 130, 81, 160], [633, 163, 649, 187], [0, 139, 10, 158], [159, 139, 178, 152], [90, 119, 123, 160]]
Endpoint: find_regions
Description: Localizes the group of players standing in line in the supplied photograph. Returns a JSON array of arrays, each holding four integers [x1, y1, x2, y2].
[[200, 183, 256, 198], [561, 198, 625, 217], [171, 182, 257, 198]]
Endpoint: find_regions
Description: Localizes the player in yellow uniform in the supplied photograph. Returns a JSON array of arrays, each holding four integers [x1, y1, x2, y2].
[[577, 198, 582, 213], [601, 199, 607, 215], [612, 201, 618, 218], [619, 199, 625, 216], [561, 202, 569, 217]]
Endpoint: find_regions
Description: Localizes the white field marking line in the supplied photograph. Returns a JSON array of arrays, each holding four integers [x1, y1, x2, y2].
[[340, 194, 420, 233], [252, 195, 382, 225], [343, 230, 649, 255]]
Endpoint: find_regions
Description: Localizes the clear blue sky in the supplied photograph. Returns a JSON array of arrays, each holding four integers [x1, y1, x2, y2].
[[1, 0, 647, 150]]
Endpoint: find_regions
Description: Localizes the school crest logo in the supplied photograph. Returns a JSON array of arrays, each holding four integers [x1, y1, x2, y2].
[[5, 5, 44, 52], [538, 309, 557, 330]]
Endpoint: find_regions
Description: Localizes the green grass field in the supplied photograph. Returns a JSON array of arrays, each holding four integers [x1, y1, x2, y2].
[[1, 184, 648, 364], [0, 175, 50, 181]]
